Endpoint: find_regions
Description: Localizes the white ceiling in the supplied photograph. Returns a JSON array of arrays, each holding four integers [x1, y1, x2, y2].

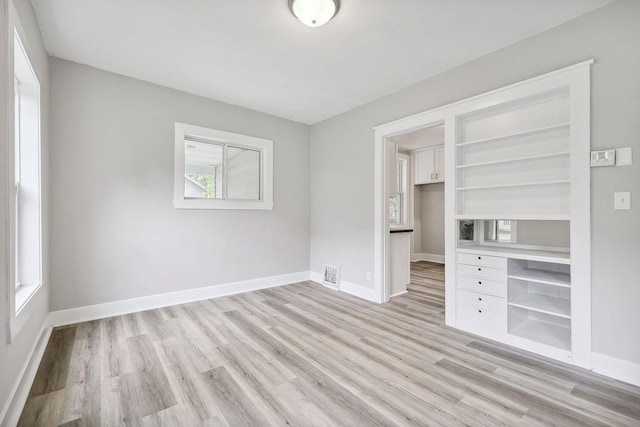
[[392, 125, 445, 151], [31, 0, 612, 125]]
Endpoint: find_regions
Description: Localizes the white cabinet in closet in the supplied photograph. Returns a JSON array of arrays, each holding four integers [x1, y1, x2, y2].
[[413, 146, 444, 184]]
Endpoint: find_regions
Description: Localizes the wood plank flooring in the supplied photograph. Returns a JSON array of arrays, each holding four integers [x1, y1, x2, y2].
[[19, 262, 640, 426]]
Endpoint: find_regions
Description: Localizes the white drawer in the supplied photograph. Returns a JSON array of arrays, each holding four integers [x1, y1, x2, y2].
[[457, 252, 506, 269], [457, 275, 505, 297], [457, 289, 505, 314], [457, 304, 505, 336], [457, 263, 506, 281]]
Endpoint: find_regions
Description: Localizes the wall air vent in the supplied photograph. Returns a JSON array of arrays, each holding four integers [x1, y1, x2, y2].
[[323, 265, 340, 290]]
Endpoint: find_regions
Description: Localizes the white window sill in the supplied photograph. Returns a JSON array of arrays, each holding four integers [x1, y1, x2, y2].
[[16, 283, 41, 315], [174, 198, 273, 210], [9, 283, 43, 343]]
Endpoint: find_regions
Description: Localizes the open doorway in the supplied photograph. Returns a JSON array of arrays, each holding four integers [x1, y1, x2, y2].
[[373, 109, 453, 318], [391, 125, 445, 265], [385, 124, 446, 308]]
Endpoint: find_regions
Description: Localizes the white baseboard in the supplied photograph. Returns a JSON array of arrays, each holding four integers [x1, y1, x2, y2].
[[48, 271, 310, 327], [592, 352, 640, 387], [1, 323, 52, 427], [390, 290, 408, 298], [310, 272, 379, 303], [411, 253, 445, 263]]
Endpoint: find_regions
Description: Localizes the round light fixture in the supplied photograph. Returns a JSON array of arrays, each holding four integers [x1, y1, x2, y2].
[[289, 0, 340, 27]]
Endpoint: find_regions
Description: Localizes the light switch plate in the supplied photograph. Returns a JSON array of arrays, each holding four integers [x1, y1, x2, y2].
[[616, 147, 633, 166], [614, 192, 631, 210], [591, 149, 616, 167]]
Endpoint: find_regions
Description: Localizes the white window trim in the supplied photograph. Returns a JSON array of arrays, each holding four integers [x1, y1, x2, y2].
[[390, 153, 411, 229], [7, 12, 43, 342], [174, 122, 273, 210]]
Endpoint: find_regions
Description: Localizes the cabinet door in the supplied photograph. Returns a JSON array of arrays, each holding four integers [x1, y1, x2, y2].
[[414, 149, 436, 184], [435, 146, 444, 182]]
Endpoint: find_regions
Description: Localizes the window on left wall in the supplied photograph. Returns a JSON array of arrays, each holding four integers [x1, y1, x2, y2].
[[12, 30, 42, 315]]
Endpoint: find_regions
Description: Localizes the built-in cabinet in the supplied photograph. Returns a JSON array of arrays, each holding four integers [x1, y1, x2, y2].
[[413, 145, 444, 184], [456, 241, 573, 361], [450, 63, 592, 368], [376, 62, 591, 368]]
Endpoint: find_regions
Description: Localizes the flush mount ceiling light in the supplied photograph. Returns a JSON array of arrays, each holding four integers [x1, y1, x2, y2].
[[289, 0, 340, 27]]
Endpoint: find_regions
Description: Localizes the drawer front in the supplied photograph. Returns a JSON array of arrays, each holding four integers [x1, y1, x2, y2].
[[457, 263, 505, 281], [457, 275, 505, 297], [457, 252, 506, 269], [457, 304, 505, 336], [457, 289, 505, 313]]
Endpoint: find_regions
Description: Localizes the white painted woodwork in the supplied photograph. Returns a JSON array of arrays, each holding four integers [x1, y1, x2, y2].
[[453, 62, 591, 367], [374, 60, 592, 369], [456, 276, 505, 298], [413, 145, 444, 184], [390, 232, 411, 296]]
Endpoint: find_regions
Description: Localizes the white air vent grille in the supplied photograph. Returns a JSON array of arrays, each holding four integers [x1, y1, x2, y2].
[[323, 265, 340, 290]]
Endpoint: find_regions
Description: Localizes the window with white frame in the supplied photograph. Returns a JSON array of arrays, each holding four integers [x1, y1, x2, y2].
[[174, 123, 273, 210], [13, 30, 42, 314], [389, 155, 408, 226]]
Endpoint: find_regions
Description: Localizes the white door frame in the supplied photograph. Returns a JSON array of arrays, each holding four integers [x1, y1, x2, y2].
[[373, 113, 453, 322]]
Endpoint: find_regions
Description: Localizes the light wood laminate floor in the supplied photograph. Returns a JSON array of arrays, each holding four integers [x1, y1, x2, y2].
[[19, 262, 640, 426]]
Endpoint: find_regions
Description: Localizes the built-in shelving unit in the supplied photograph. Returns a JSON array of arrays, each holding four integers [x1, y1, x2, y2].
[[455, 88, 571, 217], [452, 63, 592, 368], [506, 258, 571, 350]]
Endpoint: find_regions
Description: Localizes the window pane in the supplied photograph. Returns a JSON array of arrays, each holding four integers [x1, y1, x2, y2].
[[227, 146, 260, 200], [389, 195, 399, 224], [184, 140, 223, 199]]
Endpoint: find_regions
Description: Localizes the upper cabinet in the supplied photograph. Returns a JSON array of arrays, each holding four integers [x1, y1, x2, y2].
[[413, 145, 444, 185]]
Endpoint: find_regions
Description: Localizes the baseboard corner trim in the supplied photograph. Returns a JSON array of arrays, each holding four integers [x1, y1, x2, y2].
[[390, 290, 408, 298], [592, 352, 640, 387], [1, 322, 52, 427], [310, 272, 379, 303], [48, 271, 311, 327], [411, 253, 445, 264]]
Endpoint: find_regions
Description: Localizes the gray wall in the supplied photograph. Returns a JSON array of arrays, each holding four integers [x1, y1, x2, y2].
[[49, 58, 310, 310], [0, 0, 50, 418], [310, 0, 640, 365], [416, 183, 444, 257]]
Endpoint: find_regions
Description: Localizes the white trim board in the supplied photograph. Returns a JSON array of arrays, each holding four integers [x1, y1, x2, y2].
[[0, 323, 52, 427], [390, 290, 408, 298], [310, 272, 379, 303], [592, 353, 640, 388], [411, 253, 445, 264], [48, 271, 310, 327]]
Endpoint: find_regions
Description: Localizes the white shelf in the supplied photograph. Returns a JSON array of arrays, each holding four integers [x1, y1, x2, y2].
[[457, 180, 570, 191], [509, 319, 571, 351], [457, 244, 570, 264], [456, 151, 570, 169], [508, 294, 571, 318], [457, 122, 570, 147], [508, 268, 571, 287]]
